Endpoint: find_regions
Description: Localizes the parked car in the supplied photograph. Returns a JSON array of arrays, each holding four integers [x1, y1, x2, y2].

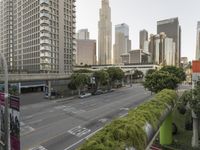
[[79, 93, 91, 98], [93, 89, 104, 95]]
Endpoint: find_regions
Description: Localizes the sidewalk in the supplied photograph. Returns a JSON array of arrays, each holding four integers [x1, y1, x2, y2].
[[20, 92, 77, 106]]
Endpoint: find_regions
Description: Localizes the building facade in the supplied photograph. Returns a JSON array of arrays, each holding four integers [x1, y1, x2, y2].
[[139, 29, 148, 50], [0, 0, 76, 73], [196, 22, 200, 60], [129, 49, 149, 64], [0, 0, 14, 71], [121, 53, 130, 64], [113, 23, 131, 64], [149, 33, 176, 66], [98, 0, 112, 65], [76, 29, 89, 40], [164, 38, 176, 66], [181, 57, 189, 68], [76, 39, 96, 66], [157, 17, 181, 66]]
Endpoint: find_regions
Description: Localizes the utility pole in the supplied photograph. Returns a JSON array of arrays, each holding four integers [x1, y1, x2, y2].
[[0, 53, 10, 150]]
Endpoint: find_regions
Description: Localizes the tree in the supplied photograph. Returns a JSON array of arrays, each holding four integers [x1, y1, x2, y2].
[[132, 70, 144, 79], [146, 69, 156, 76], [106, 67, 124, 87], [160, 66, 186, 83], [143, 71, 179, 93], [93, 70, 109, 89], [74, 69, 93, 73], [68, 73, 89, 96]]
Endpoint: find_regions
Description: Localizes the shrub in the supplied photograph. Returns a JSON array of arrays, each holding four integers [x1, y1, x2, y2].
[[78, 89, 177, 150]]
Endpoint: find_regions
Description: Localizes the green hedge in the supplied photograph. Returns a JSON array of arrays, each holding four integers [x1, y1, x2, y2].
[[78, 89, 178, 150]]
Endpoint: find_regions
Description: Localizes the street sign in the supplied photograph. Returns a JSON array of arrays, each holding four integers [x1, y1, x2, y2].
[[192, 73, 200, 82]]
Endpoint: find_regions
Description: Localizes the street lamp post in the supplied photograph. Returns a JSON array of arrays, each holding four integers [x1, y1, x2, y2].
[[0, 53, 10, 150], [130, 69, 135, 87]]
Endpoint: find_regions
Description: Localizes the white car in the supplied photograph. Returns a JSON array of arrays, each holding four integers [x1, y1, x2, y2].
[[79, 93, 91, 98]]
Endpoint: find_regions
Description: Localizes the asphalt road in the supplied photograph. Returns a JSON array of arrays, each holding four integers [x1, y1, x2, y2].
[[21, 84, 152, 150]]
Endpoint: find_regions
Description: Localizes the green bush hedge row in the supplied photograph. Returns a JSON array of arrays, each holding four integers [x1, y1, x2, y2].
[[78, 89, 178, 150]]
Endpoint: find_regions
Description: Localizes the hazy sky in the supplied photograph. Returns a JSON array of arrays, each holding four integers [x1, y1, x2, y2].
[[76, 0, 200, 61]]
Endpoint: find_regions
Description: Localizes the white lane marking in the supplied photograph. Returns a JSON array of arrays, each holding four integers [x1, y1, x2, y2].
[[54, 105, 67, 109], [119, 113, 128, 118], [99, 118, 108, 123], [23, 115, 34, 120], [55, 105, 85, 114], [27, 119, 43, 125], [20, 121, 25, 126], [64, 127, 103, 150], [29, 145, 47, 150], [120, 108, 129, 111], [68, 126, 91, 137], [21, 126, 35, 136]]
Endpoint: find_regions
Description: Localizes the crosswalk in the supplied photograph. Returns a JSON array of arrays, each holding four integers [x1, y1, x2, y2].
[[29, 145, 47, 150]]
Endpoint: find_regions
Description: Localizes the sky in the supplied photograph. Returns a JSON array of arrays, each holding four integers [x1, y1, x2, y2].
[[76, 0, 200, 61]]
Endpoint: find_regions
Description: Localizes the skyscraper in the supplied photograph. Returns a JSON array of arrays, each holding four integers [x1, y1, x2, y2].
[[139, 29, 148, 50], [113, 23, 131, 64], [98, 0, 112, 65], [157, 17, 181, 66], [0, 0, 76, 73], [149, 33, 176, 66], [76, 29, 90, 40], [196, 21, 200, 60]]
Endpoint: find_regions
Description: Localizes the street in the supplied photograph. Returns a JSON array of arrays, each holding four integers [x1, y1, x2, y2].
[[21, 84, 152, 150]]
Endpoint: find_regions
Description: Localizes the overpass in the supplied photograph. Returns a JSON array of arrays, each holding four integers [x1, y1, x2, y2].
[[0, 73, 72, 83]]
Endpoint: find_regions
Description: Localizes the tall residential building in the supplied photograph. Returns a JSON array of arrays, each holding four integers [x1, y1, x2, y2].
[[76, 29, 89, 40], [0, 0, 14, 71], [139, 29, 148, 50], [98, 0, 112, 65], [164, 38, 176, 66], [113, 23, 131, 64], [196, 21, 200, 60], [157, 17, 181, 66], [76, 39, 96, 66], [0, 0, 76, 73]]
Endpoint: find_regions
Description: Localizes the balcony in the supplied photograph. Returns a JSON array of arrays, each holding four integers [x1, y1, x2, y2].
[[40, 6, 50, 12], [40, 0, 49, 5], [40, 26, 50, 32], [40, 39, 51, 45], [40, 19, 50, 25], [40, 52, 51, 58], [40, 33, 50, 38], [40, 57, 51, 63], [40, 46, 51, 51], [72, 18, 76, 23], [40, 12, 50, 19], [40, 64, 51, 71]]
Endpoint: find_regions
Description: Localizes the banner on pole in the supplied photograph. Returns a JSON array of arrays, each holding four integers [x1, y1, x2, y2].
[[0, 92, 20, 150]]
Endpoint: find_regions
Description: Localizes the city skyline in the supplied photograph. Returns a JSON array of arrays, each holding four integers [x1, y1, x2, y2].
[[76, 0, 200, 61]]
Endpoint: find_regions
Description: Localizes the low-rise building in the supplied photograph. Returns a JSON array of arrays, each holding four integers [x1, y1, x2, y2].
[[129, 49, 149, 64]]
